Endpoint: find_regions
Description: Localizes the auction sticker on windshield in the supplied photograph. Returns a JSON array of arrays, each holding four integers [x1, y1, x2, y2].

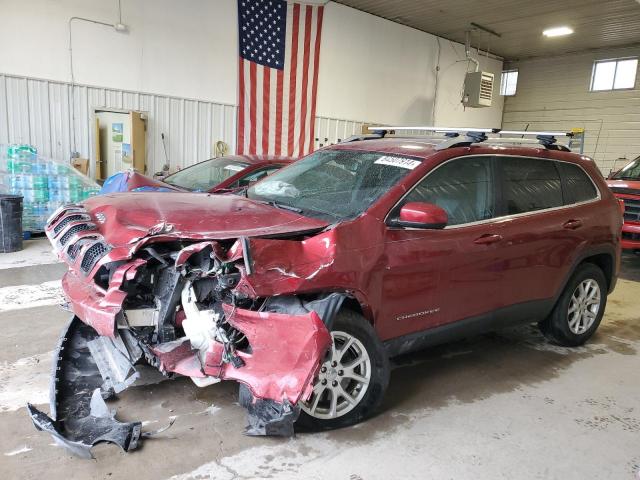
[[224, 164, 246, 172], [374, 156, 421, 170]]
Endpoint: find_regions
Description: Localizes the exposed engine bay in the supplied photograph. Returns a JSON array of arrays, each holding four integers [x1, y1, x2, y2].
[[29, 203, 346, 458]]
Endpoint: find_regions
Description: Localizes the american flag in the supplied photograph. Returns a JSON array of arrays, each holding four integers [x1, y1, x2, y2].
[[237, 0, 324, 157]]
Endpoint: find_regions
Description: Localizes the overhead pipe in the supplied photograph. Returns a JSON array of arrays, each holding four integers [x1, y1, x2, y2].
[[464, 30, 480, 72]]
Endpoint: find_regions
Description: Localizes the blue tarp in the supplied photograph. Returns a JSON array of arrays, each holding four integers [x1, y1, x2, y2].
[[99, 172, 131, 194]]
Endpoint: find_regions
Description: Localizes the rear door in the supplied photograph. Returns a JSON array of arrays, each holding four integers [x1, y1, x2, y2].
[[494, 156, 597, 309]]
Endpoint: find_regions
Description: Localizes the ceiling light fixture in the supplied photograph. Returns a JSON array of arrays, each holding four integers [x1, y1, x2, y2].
[[543, 26, 574, 37]]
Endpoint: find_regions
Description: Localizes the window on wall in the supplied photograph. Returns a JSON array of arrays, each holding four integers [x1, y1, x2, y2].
[[590, 58, 638, 91], [500, 69, 518, 96]]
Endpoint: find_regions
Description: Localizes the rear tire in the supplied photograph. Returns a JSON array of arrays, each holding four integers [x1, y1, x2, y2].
[[297, 309, 389, 431], [539, 263, 607, 347]]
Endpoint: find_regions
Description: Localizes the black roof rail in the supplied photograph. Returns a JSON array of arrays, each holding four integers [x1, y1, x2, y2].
[[342, 130, 388, 143]]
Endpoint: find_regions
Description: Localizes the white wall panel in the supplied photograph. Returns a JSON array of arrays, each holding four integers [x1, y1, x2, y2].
[[0, 0, 238, 106], [1, 0, 503, 134], [502, 45, 640, 174], [0, 73, 237, 179], [314, 116, 366, 150], [317, 2, 504, 128]]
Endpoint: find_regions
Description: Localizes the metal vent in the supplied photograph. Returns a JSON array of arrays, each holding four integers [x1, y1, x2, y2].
[[463, 71, 494, 108], [479, 73, 494, 101], [80, 242, 110, 273], [59, 224, 93, 246]]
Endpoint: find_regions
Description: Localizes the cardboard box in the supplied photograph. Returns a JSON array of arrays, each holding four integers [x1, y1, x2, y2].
[[72, 158, 89, 175]]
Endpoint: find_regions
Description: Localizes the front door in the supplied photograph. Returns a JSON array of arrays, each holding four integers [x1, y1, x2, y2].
[[379, 155, 504, 341]]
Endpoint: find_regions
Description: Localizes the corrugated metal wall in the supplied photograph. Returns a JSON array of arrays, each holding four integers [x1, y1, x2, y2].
[[502, 45, 640, 175], [314, 116, 367, 148], [0, 73, 369, 178], [0, 73, 238, 178]]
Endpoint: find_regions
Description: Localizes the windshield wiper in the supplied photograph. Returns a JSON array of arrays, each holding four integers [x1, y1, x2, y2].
[[267, 201, 303, 213], [249, 196, 303, 213]]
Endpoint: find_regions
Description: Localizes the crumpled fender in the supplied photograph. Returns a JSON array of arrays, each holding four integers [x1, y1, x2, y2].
[[217, 304, 331, 404], [62, 259, 146, 337], [152, 304, 332, 405]]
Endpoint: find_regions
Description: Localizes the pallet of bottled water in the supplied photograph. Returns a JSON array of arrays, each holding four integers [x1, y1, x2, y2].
[[0, 145, 100, 232]]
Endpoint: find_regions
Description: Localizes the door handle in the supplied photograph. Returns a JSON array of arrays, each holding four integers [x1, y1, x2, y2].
[[563, 219, 583, 230], [474, 234, 503, 245]]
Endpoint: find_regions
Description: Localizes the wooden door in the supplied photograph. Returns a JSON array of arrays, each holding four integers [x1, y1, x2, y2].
[[130, 111, 147, 173]]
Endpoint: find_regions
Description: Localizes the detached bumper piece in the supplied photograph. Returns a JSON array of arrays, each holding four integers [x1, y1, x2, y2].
[[238, 384, 300, 437], [27, 317, 143, 459]]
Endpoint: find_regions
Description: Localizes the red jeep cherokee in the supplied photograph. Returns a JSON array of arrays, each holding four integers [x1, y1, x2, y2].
[[606, 156, 640, 251], [30, 133, 621, 457]]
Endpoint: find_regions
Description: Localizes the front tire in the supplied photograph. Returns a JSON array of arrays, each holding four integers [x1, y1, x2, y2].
[[539, 263, 607, 347], [297, 309, 389, 431]]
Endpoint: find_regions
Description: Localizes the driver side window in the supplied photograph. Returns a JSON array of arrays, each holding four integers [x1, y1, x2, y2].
[[400, 156, 496, 226]]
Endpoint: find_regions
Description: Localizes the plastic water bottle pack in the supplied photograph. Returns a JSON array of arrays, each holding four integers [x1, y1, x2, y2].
[[0, 144, 100, 232]]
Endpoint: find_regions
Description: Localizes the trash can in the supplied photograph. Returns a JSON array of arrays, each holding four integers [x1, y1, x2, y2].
[[0, 194, 23, 253]]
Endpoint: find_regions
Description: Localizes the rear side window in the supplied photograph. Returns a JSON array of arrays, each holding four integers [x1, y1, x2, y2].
[[400, 156, 495, 226], [499, 157, 563, 215], [558, 163, 598, 204]]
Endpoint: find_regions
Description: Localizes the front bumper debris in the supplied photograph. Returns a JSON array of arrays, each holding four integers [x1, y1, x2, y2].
[[27, 317, 143, 459], [29, 304, 333, 457], [32, 206, 341, 457]]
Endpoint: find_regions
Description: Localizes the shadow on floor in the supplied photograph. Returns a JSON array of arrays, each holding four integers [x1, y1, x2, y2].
[[620, 251, 640, 282]]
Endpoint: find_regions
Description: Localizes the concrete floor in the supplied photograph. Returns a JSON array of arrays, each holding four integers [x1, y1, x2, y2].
[[1, 239, 639, 479]]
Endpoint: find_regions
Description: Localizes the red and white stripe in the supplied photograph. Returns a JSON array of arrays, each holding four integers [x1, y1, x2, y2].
[[237, 3, 324, 157]]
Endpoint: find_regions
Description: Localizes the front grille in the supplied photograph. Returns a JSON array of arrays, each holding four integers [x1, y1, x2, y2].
[[59, 223, 94, 246], [622, 232, 640, 242], [80, 242, 110, 273], [67, 242, 83, 260], [623, 198, 640, 223], [66, 236, 99, 260], [53, 214, 87, 235]]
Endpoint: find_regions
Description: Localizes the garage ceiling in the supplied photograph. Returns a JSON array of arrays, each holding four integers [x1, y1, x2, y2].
[[335, 0, 640, 60]]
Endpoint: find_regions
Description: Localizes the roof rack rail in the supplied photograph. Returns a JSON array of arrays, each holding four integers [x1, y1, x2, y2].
[[367, 126, 574, 151], [342, 130, 388, 143]]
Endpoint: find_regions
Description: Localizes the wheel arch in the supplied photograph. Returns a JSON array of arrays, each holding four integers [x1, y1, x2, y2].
[[341, 292, 376, 326], [555, 245, 618, 304], [582, 253, 614, 291]]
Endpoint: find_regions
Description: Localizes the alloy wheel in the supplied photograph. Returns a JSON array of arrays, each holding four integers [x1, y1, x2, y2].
[[567, 278, 601, 335], [301, 331, 372, 420]]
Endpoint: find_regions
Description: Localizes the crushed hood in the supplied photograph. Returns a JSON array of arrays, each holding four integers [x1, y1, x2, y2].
[[83, 192, 329, 247]]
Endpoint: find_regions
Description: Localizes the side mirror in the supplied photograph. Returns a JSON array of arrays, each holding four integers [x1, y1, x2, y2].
[[389, 202, 448, 229]]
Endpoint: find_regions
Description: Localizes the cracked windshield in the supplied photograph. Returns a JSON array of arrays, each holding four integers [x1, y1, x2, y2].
[[247, 149, 422, 221]]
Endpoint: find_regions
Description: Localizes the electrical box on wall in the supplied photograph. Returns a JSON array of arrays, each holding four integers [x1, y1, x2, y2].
[[462, 71, 494, 108]]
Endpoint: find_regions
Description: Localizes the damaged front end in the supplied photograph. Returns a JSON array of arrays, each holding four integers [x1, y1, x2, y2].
[[29, 204, 342, 457]]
